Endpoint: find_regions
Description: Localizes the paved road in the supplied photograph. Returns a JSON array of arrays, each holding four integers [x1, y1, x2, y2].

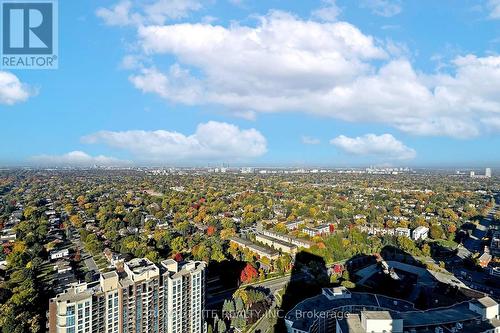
[[73, 239, 98, 272], [462, 197, 498, 254], [206, 273, 305, 307], [249, 299, 278, 333], [84, 256, 98, 272]]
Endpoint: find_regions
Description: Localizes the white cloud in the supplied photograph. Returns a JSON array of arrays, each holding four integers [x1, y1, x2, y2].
[[82, 121, 267, 162], [488, 0, 500, 19], [0, 71, 33, 105], [31, 151, 129, 167], [96, 0, 138, 26], [330, 133, 416, 160], [129, 65, 203, 105], [312, 0, 341, 22], [126, 11, 500, 139], [96, 0, 203, 26], [120, 54, 147, 70], [302, 136, 321, 145], [144, 0, 202, 24], [360, 0, 402, 17]]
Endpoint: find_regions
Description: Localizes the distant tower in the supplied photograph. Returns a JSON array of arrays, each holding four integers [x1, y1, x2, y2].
[[486, 168, 492, 178], [470, 171, 475, 178]]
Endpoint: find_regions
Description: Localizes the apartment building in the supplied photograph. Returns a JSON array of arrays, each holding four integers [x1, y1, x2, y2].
[[394, 227, 410, 238], [48, 282, 93, 333], [260, 230, 313, 249], [284, 220, 304, 231], [302, 224, 331, 237], [49, 258, 206, 333], [255, 233, 297, 254], [229, 236, 280, 260], [161, 259, 206, 333]]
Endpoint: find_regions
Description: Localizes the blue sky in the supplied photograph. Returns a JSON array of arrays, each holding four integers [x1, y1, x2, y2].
[[1, 0, 500, 167]]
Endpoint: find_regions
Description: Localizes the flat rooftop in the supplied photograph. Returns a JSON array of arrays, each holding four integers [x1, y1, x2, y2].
[[286, 291, 414, 331], [286, 291, 493, 332], [256, 233, 297, 249], [53, 286, 93, 304], [362, 310, 394, 320], [399, 303, 480, 327], [473, 296, 498, 308], [125, 258, 158, 275], [230, 237, 279, 256], [337, 315, 364, 333]]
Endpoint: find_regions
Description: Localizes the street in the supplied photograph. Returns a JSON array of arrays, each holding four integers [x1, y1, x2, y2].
[[206, 273, 305, 307]]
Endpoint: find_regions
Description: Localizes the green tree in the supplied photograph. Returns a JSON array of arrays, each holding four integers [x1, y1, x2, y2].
[[171, 237, 186, 253], [422, 243, 431, 257]]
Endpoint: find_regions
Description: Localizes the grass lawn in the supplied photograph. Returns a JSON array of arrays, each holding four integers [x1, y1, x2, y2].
[[429, 239, 458, 249], [93, 254, 109, 271]]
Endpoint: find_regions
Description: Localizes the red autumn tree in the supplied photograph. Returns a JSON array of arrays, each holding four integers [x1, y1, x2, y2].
[[333, 264, 343, 274], [173, 253, 183, 262], [240, 263, 258, 283], [207, 225, 217, 236], [74, 248, 81, 262]]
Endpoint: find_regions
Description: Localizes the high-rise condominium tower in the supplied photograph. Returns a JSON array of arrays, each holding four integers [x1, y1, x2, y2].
[[49, 258, 206, 333]]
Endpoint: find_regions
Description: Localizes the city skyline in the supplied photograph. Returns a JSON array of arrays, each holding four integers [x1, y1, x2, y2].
[[2, 0, 500, 167]]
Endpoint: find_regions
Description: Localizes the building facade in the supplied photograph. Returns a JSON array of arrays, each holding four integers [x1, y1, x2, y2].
[[49, 258, 206, 333], [412, 226, 429, 241]]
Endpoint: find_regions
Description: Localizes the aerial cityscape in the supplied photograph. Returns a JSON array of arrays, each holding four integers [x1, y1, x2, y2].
[[1, 1, 500, 333]]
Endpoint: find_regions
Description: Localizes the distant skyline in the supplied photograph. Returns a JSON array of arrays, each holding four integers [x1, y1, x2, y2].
[[2, 0, 500, 167]]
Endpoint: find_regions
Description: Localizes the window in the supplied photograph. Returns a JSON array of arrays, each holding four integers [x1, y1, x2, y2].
[[66, 315, 75, 326]]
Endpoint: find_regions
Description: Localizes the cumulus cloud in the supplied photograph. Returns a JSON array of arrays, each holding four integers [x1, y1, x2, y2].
[[302, 136, 321, 145], [31, 151, 129, 167], [360, 0, 402, 17], [129, 65, 203, 105], [124, 12, 500, 138], [0, 71, 34, 105], [96, 0, 202, 26], [82, 121, 267, 162], [330, 133, 416, 160]]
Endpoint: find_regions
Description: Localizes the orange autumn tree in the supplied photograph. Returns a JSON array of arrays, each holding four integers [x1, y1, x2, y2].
[[240, 263, 258, 284], [207, 225, 217, 236]]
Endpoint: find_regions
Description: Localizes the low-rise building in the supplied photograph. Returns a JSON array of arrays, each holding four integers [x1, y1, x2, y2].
[[229, 237, 280, 260], [394, 227, 410, 238], [50, 248, 70, 261], [490, 266, 500, 277], [53, 260, 72, 274], [337, 311, 404, 333], [412, 226, 429, 241], [303, 224, 331, 237], [260, 230, 313, 249], [469, 296, 499, 321], [491, 231, 500, 257], [479, 247, 492, 268], [284, 220, 304, 231], [255, 233, 297, 254]]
